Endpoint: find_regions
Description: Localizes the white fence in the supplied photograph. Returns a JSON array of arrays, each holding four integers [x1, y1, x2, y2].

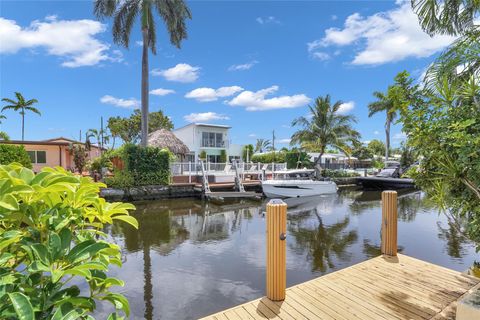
[[170, 162, 288, 176]]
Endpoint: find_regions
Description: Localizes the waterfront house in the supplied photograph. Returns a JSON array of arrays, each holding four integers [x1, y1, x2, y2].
[[173, 123, 244, 163], [0, 137, 102, 172]]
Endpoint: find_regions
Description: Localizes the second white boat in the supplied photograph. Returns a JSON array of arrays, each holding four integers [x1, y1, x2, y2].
[[261, 169, 338, 198]]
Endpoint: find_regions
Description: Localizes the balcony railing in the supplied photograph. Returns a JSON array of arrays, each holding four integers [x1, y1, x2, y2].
[[201, 139, 226, 148]]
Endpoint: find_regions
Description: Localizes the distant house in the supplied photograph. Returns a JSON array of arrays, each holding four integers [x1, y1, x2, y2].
[[0, 137, 102, 172], [173, 123, 244, 163], [307, 152, 362, 169]]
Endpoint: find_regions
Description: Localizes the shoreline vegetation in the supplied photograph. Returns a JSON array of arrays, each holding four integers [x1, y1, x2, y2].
[[0, 0, 479, 318]]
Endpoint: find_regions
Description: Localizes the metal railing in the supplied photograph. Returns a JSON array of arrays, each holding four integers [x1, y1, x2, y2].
[[201, 139, 226, 148], [170, 162, 288, 180]]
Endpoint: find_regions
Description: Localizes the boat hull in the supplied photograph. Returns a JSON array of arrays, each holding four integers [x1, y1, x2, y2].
[[357, 177, 415, 190], [262, 180, 338, 198]]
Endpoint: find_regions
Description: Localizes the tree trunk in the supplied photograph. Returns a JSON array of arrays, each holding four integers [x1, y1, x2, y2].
[[21, 110, 25, 141], [385, 120, 390, 164], [140, 28, 149, 147], [314, 152, 324, 180]]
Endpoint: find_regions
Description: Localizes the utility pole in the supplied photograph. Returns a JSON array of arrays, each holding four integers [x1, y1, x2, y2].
[[79, 130, 82, 142]]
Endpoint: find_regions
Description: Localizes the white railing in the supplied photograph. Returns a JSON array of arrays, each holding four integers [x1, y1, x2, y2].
[[170, 161, 288, 179]]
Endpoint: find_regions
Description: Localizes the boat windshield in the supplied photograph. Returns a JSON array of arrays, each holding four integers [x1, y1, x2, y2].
[[274, 171, 313, 180]]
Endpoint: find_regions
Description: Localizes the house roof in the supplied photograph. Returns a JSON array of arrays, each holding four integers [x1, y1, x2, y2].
[[147, 129, 190, 155], [0, 137, 102, 149], [173, 123, 231, 131]]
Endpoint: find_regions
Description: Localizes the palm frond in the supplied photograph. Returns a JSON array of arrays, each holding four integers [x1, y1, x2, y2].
[[154, 0, 191, 48], [94, 0, 118, 19]]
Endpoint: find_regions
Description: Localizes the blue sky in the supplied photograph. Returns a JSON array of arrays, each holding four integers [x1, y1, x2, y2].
[[0, 0, 455, 147]]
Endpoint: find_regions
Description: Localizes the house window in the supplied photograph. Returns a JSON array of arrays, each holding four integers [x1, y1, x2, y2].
[[28, 151, 47, 164], [201, 132, 225, 148]]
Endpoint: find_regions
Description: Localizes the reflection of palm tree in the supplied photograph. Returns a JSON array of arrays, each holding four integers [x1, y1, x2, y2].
[[437, 222, 470, 258], [289, 213, 358, 272]]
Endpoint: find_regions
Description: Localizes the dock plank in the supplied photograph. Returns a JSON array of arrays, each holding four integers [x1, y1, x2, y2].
[[199, 254, 479, 320]]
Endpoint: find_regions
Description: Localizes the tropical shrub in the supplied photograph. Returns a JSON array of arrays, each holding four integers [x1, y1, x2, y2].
[[251, 151, 286, 164], [323, 169, 360, 178], [68, 144, 88, 173], [199, 150, 207, 160], [0, 145, 32, 168], [0, 163, 138, 319], [242, 144, 254, 162], [219, 150, 227, 163], [285, 151, 312, 169], [106, 144, 171, 188]]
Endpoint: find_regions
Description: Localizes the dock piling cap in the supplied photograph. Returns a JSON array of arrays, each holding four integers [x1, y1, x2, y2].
[[268, 199, 286, 205]]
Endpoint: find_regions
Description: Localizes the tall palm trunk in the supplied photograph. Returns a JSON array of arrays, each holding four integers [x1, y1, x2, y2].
[[21, 109, 25, 141], [314, 151, 324, 179], [140, 27, 149, 147], [385, 119, 390, 163]]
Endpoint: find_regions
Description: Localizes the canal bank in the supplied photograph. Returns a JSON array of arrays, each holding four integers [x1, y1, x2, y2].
[[100, 177, 359, 201]]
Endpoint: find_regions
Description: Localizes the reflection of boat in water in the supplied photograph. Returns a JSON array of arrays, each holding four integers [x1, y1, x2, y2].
[[357, 161, 415, 190], [262, 169, 337, 198], [283, 195, 338, 215]]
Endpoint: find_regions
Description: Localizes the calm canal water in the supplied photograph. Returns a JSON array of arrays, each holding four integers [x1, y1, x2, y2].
[[100, 189, 479, 319]]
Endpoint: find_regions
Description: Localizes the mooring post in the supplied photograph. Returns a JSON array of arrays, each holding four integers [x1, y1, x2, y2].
[[381, 190, 398, 256], [266, 199, 287, 301]]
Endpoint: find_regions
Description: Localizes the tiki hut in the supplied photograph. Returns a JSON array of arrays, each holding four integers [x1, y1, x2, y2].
[[147, 129, 189, 161]]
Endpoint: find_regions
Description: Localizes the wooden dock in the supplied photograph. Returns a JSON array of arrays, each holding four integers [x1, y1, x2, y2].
[[199, 254, 480, 320]]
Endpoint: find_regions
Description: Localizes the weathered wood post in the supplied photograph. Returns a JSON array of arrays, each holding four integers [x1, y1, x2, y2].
[[381, 190, 398, 256], [266, 199, 287, 301]]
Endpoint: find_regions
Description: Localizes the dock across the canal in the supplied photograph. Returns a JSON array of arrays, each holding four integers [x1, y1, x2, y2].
[[200, 254, 480, 320], [199, 192, 480, 320]]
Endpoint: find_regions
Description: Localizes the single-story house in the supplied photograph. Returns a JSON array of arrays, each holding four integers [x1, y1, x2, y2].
[[0, 137, 102, 172]]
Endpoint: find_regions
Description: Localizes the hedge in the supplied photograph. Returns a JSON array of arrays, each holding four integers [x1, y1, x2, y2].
[[0, 144, 32, 168], [106, 144, 171, 188]]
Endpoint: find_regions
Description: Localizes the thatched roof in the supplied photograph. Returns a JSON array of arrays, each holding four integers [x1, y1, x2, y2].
[[148, 129, 189, 156]]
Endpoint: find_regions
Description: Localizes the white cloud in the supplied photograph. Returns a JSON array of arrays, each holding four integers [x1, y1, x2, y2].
[[100, 95, 140, 109], [278, 138, 291, 144], [312, 52, 330, 61], [185, 86, 243, 102], [308, 2, 455, 65], [183, 112, 230, 123], [135, 40, 143, 46], [227, 86, 311, 111], [149, 88, 175, 96], [248, 133, 257, 138], [0, 16, 120, 67], [228, 60, 258, 71], [338, 101, 355, 114], [256, 16, 280, 25], [151, 63, 200, 82], [374, 130, 380, 135], [331, 15, 338, 21]]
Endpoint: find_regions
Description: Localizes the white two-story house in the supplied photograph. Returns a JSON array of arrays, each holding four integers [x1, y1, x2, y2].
[[173, 123, 244, 163]]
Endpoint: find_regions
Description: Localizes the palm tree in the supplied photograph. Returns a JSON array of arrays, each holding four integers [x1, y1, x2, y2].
[[368, 91, 397, 162], [411, 0, 479, 36], [94, 0, 191, 147], [291, 95, 360, 177], [1, 92, 41, 141], [255, 138, 272, 153]]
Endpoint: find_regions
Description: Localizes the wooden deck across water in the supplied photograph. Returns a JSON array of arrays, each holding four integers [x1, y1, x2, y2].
[[199, 254, 480, 320]]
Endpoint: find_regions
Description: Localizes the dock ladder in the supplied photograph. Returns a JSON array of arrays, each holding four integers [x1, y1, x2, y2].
[[199, 160, 211, 194], [233, 161, 245, 193]]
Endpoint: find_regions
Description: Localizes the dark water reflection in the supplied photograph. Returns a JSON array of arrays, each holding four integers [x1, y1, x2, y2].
[[104, 190, 478, 319]]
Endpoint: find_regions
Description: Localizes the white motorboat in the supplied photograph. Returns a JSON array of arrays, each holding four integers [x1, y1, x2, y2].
[[261, 169, 338, 198]]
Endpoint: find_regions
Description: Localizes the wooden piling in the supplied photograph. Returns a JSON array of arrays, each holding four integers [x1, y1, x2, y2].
[[266, 199, 287, 301], [381, 190, 398, 256]]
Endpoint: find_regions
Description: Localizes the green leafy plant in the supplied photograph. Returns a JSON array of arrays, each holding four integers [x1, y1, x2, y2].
[[106, 144, 171, 188], [68, 143, 88, 173], [219, 150, 227, 163], [0, 145, 32, 168], [199, 150, 207, 161], [251, 151, 286, 164], [0, 163, 138, 319]]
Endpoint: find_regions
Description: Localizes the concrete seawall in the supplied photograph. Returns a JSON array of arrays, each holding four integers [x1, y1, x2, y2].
[[100, 177, 359, 202], [100, 184, 198, 202]]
